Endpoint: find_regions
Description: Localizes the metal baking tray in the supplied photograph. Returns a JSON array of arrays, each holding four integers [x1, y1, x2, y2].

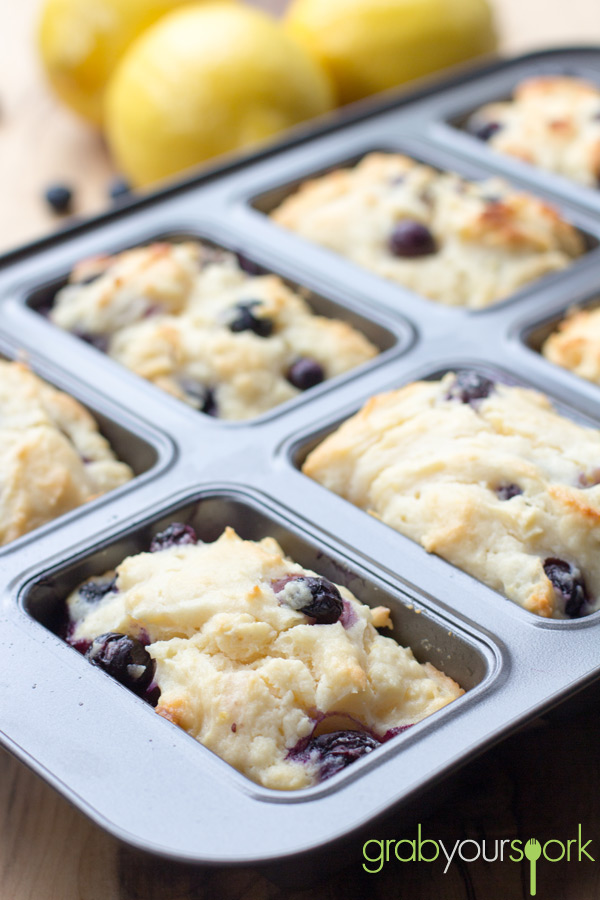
[[2, 46, 600, 871]]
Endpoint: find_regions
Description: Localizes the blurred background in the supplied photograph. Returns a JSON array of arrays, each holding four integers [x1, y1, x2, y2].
[[1, 0, 600, 253]]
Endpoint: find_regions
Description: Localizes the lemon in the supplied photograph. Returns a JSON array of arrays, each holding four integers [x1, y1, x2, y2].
[[285, 0, 497, 106], [38, 0, 201, 125], [104, 3, 335, 188]]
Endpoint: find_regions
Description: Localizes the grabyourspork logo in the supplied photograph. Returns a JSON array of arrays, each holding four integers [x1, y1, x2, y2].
[[524, 839, 541, 895], [362, 825, 594, 896]]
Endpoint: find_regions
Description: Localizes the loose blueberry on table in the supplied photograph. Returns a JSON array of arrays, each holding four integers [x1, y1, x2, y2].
[[108, 176, 132, 201], [44, 183, 74, 215]]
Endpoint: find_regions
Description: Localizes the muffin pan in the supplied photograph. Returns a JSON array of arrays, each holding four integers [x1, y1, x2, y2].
[[2, 46, 600, 868]]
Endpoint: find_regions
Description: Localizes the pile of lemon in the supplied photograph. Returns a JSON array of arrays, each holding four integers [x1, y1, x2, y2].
[[39, 0, 497, 187]]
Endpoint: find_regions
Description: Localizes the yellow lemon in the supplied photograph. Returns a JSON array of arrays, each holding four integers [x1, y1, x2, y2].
[[103, 3, 335, 187], [38, 0, 199, 125], [285, 0, 497, 106]]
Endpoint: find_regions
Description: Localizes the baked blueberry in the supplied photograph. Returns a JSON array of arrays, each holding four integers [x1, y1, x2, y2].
[[446, 370, 495, 405], [85, 632, 155, 694], [179, 381, 218, 416], [143, 681, 161, 708], [77, 272, 103, 286], [419, 187, 433, 206], [287, 358, 324, 391], [228, 301, 273, 338], [466, 114, 503, 142], [388, 220, 437, 258], [290, 730, 380, 782], [273, 575, 344, 624], [150, 523, 197, 552], [70, 637, 92, 655], [79, 576, 118, 604], [496, 483, 523, 500], [543, 557, 589, 618], [202, 388, 218, 417], [381, 724, 413, 741], [235, 253, 264, 276], [72, 329, 109, 353], [578, 469, 600, 488], [44, 183, 73, 215]]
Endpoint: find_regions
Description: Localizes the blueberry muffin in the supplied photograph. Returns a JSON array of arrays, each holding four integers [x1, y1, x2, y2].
[[65, 525, 462, 790], [467, 76, 600, 188], [269, 153, 584, 309], [542, 306, 600, 385], [0, 360, 133, 545], [49, 242, 378, 420], [302, 370, 600, 619]]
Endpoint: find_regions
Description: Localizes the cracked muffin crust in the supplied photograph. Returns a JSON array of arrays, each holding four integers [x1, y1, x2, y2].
[[302, 371, 600, 618], [269, 152, 584, 309], [542, 305, 600, 385], [49, 241, 378, 421], [66, 526, 462, 790], [467, 76, 600, 188], [0, 360, 133, 545]]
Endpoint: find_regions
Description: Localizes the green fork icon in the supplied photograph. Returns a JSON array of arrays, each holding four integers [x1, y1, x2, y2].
[[524, 839, 542, 896]]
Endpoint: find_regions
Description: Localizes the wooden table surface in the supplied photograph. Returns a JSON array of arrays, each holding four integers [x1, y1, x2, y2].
[[3, 2, 600, 899]]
